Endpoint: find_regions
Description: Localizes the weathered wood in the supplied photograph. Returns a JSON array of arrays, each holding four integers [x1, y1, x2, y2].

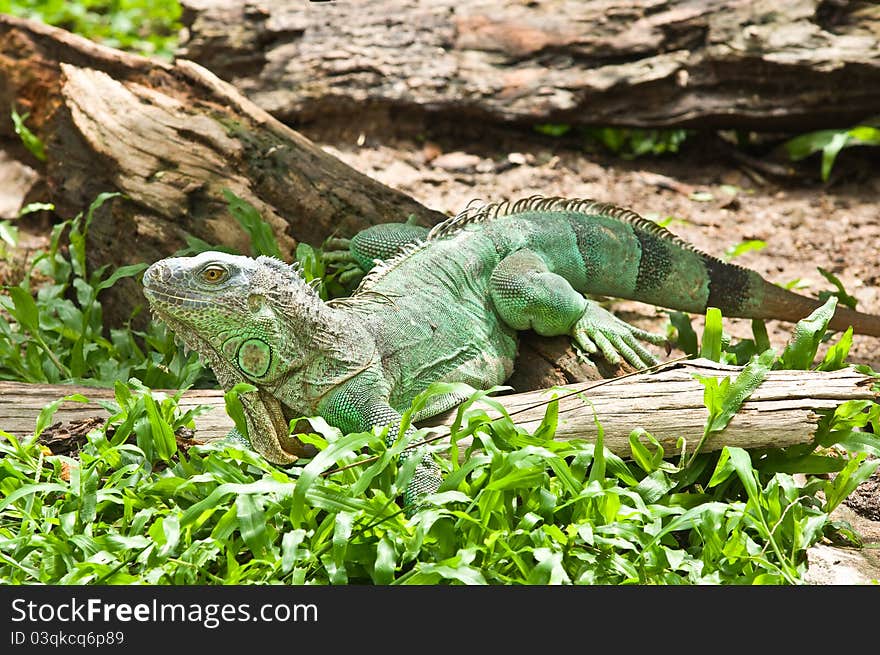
[[0, 14, 444, 323], [180, 0, 880, 132], [2, 360, 875, 459]]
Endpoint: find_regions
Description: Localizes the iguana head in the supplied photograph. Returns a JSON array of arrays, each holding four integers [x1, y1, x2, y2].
[[142, 251, 322, 386]]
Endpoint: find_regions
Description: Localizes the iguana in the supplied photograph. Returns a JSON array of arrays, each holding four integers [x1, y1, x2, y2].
[[142, 196, 880, 506]]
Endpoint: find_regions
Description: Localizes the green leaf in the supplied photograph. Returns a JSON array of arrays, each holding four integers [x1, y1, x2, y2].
[[711, 349, 774, 432], [486, 466, 546, 491], [726, 447, 759, 503], [35, 393, 89, 439], [532, 399, 558, 442], [222, 188, 283, 259], [700, 307, 723, 361], [629, 430, 662, 474], [78, 466, 99, 525], [18, 202, 55, 217], [0, 483, 69, 513], [784, 121, 880, 181], [689, 349, 775, 464], [820, 132, 849, 180], [667, 311, 698, 356], [757, 453, 845, 475], [634, 470, 675, 503], [780, 296, 837, 370], [818, 327, 853, 371], [96, 263, 149, 292], [785, 129, 839, 161], [534, 123, 571, 137], [293, 431, 378, 520], [143, 393, 177, 462], [373, 536, 397, 584], [707, 448, 735, 488], [281, 529, 307, 573], [723, 240, 766, 262], [11, 108, 46, 161], [817, 268, 858, 310], [7, 286, 40, 334], [235, 494, 270, 558], [824, 454, 879, 513], [223, 382, 257, 439], [587, 414, 606, 484], [330, 511, 354, 584], [0, 221, 18, 248], [751, 319, 770, 353]]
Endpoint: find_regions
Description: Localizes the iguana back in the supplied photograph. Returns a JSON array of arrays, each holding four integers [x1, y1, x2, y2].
[[330, 197, 880, 412]]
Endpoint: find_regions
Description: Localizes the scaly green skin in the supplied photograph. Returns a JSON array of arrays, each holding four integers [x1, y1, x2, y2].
[[143, 196, 880, 506]]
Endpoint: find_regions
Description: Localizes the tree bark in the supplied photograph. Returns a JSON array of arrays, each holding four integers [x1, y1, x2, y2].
[[0, 14, 444, 325], [179, 0, 880, 132], [3, 359, 875, 460]]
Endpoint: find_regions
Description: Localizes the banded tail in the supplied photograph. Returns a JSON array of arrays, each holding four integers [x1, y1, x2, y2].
[[627, 220, 880, 338]]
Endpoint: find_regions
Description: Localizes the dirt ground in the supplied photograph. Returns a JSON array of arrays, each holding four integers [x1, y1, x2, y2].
[[308, 123, 880, 583]]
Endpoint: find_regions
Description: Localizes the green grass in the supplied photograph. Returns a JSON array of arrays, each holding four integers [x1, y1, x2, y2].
[[0, 320, 876, 583], [533, 124, 692, 159], [2, 0, 182, 59], [784, 116, 880, 181], [0, 193, 210, 388]]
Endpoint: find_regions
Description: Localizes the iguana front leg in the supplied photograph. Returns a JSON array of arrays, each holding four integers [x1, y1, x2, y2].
[[319, 382, 442, 507], [489, 249, 665, 368]]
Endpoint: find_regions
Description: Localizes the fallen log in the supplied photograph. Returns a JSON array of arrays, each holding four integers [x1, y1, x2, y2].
[[180, 0, 880, 132], [0, 13, 444, 325], [2, 359, 875, 459]]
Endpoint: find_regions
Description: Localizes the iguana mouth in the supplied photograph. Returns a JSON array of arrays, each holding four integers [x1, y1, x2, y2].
[[142, 285, 213, 310]]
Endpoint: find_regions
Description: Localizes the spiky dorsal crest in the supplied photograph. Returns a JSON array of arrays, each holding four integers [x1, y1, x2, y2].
[[348, 195, 748, 295], [427, 195, 697, 251], [345, 240, 433, 297]]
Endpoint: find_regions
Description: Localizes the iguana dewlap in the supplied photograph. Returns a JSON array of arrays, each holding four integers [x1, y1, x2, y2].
[[143, 197, 880, 504]]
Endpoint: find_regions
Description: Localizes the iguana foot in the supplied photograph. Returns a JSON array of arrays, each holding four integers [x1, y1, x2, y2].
[[338, 268, 366, 286], [572, 300, 665, 369], [322, 236, 356, 265]]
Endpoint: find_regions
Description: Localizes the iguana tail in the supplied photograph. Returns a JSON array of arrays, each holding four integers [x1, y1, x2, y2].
[[749, 280, 880, 337], [551, 205, 880, 338], [645, 236, 880, 338]]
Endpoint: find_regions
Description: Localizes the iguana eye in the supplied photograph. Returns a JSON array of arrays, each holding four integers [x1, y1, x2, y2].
[[201, 265, 228, 283]]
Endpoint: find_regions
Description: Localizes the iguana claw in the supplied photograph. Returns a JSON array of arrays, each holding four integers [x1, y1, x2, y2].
[[572, 300, 665, 369]]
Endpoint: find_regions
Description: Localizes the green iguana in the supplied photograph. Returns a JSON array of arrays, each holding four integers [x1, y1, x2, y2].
[[142, 197, 880, 506]]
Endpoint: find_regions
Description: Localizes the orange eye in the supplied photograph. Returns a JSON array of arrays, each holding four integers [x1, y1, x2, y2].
[[202, 265, 227, 283]]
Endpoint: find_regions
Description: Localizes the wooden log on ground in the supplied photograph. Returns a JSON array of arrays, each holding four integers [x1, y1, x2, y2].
[[2, 359, 876, 459], [179, 0, 880, 132], [0, 14, 444, 325]]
